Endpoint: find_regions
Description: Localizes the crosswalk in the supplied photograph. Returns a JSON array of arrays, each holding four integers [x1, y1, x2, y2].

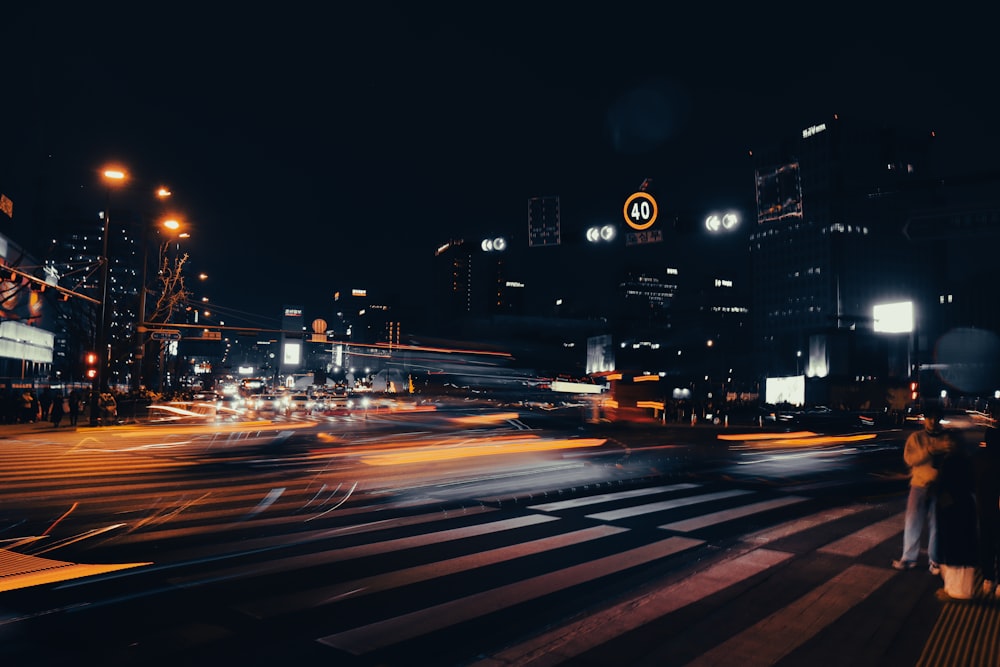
[[29, 479, 929, 665], [8, 439, 997, 667]]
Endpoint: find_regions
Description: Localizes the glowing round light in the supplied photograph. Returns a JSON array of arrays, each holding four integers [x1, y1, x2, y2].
[[481, 237, 507, 252], [586, 225, 617, 242], [706, 211, 740, 233]]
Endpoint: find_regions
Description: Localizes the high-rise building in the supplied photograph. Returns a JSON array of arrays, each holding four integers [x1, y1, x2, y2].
[[749, 115, 943, 403], [431, 238, 518, 332], [48, 213, 144, 388]]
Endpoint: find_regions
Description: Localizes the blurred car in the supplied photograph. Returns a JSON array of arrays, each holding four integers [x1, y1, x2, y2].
[[722, 404, 777, 427], [285, 393, 314, 416], [250, 394, 282, 417]]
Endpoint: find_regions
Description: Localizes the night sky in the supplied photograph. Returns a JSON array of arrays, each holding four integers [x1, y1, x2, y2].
[[2, 4, 995, 329]]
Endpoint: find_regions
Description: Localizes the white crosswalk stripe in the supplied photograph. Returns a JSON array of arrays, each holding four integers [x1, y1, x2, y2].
[[139, 482, 898, 662], [0, 448, 911, 665]]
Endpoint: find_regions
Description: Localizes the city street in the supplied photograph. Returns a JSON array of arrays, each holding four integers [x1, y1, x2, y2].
[[0, 407, 996, 666]]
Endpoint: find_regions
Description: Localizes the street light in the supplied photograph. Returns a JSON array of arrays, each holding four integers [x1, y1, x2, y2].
[[90, 167, 127, 425], [586, 224, 617, 243], [131, 182, 174, 392], [134, 216, 186, 392], [705, 211, 740, 233]]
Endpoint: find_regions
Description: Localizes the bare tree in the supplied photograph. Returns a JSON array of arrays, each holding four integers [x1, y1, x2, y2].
[[148, 243, 191, 325]]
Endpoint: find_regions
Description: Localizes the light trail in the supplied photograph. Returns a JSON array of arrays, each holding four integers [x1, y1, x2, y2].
[[359, 438, 607, 466]]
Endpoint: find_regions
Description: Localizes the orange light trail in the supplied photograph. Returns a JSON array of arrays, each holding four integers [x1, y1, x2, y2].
[[448, 412, 520, 425], [359, 437, 607, 466], [721, 432, 878, 449], [718, 431, 817, 441]]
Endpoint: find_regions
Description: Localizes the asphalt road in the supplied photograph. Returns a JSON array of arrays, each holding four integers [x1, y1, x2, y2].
[[3, 408, 991, 666]]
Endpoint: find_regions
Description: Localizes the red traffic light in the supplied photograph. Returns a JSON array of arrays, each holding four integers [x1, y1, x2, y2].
[[84, 351, 98, 380]]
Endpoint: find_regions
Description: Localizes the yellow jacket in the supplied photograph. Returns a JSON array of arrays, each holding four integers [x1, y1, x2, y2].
[[904, 428, 956, 488]]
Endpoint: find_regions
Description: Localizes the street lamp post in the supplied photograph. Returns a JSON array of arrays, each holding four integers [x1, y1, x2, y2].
[[133, 214, 179, 392], [90, 168, 126, 426]]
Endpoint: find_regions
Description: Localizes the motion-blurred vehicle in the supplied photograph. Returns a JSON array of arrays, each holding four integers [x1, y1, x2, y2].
[[722, 404, 777, 427], [146, 401, 241, 424], [905, 407, 995, 430], [284, 393, 314, 416], [250, 394, 282, 417]]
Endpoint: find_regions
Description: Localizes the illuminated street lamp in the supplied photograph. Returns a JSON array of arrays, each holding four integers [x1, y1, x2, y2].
[[705, 211, 739, 233], [481, 237, 507, 252], [586, 224, 617, 243], [90, 167, 128, 425], [134, 215, 186, 392]]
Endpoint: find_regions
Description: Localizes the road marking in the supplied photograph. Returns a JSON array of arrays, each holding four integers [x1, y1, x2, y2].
[[817, 510, 904, 557], [684, 564, 893, 666], [472, 548, 794, 667], [242, 524, 628, 618], [172, 513, 558, 587], [527, 483, 701, 512], [586, 489, 753, 521], [0, 549, 150, 593], [317, 535, 704, 655], [741, 504, 870, 545], [659, 496, 807, 532]]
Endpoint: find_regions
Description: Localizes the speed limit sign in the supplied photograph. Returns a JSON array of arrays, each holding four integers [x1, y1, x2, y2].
[[623, 191, 658, 230]]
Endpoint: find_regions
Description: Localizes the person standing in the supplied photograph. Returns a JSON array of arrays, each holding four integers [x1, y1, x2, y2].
[[933, 433, 978, 599], [68, 389, 81, 426], [975, 426, 1000, 597], [39, 388, 53, 421], [893, 405, 957, 572], [50, 392, 65, 427]]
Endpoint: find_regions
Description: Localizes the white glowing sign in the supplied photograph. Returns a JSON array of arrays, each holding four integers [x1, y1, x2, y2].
[[802, 123, 827, 139], [765, 375, 805, 406], [873, 301, 914, 334], [283, 340, 301, 365]]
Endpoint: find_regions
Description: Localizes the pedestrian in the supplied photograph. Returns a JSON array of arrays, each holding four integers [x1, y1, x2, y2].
[[68, 389, 80, 426], [99, 392, 118, 425], [19, 389, 34, 423], [39, 387, 53, 421], [975, 426, 1000, 597], [893, 404, 957, 572], [933, 434, 978, 600], [50, 392, 65, 427]]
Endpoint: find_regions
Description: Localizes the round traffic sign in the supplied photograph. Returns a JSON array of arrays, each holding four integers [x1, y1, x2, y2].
[[623, 192, 658, 230]]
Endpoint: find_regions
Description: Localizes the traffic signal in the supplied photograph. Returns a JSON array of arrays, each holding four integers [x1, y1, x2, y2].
[[85, 351, 99, 380], [910, 381, 919, 401]]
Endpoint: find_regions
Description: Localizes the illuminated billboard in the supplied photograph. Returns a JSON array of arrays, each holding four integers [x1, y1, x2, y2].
[[283, 340, 301, 366], [873, 301, 914, 334], [755, 162, 803, 224], [765, 375, 804, 406]]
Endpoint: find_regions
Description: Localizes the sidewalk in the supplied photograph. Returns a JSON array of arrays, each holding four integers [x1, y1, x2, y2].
[[0, 420, 88, 436]]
